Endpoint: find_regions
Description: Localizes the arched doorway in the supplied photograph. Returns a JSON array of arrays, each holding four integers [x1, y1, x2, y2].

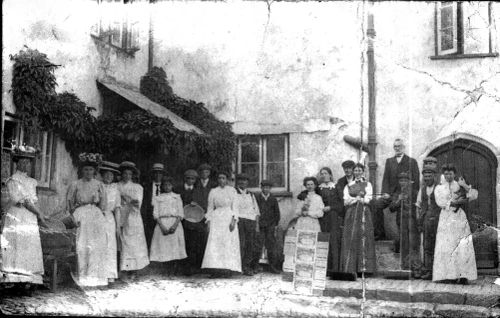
[[429, 137, 498, 269]]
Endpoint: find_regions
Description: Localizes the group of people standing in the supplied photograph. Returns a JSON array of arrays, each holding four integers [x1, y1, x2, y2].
[[1, 137, 480, 294], [293, 138, 479, 284]]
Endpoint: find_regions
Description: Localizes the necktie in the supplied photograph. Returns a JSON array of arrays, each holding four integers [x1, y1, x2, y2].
[[155, 184, 160, 196]]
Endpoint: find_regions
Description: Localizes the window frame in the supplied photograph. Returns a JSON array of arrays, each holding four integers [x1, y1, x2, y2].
[[237, 134, 289, 193], [90, 3, 140, 57], [4, 120, 57, 189], [436, 2, 459, 55], [433, 1, 497, 59]]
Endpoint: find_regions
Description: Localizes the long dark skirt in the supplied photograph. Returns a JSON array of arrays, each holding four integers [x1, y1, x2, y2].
[[322, 210, 342, 273], [340, 202, 376, 274]]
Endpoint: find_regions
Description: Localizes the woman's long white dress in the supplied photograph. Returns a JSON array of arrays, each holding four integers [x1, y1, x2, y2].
[[67, 179, 108, 286], [293, 192, 324, 232], [432, 180, 478, 281], [201, 186, 241, 272], [103, 183, 121, 280], [1, 171, 44, 284], [117, 181, 149, 271], [150, 192, 187, 262]]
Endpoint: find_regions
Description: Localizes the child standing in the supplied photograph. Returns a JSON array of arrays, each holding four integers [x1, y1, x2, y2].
[[254, 180, 281, 274], [150, 177, 187, 270]]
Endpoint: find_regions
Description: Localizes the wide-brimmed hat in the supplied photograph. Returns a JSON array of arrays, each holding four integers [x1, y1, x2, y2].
[[184, 169, 199, 178], [198, 163, 212, 172], [79, 152, 103, 168], [119, 161, 139, 174], [151, 163, 165, 172], [99, 161, 120, 174]]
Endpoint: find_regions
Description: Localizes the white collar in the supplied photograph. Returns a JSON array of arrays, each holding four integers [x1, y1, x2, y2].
[[185, 184, 194, 190], [319, 181, 336, 189], [262, 193, 270, 199]]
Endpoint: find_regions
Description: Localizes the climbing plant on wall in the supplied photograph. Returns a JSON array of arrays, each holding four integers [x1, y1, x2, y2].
[[140, 66, 237, 173], [10, 48, 100, 165], [10, 47, 236, 174]]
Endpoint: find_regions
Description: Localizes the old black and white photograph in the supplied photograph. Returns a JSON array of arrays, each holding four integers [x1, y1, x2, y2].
[[1, 0, 500, 317]]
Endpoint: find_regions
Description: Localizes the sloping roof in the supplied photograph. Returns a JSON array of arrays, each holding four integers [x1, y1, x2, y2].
[[97, 80, 205, 135]]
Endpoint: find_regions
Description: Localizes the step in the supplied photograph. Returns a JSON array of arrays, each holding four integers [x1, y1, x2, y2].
[[323, 277, 500, 307]]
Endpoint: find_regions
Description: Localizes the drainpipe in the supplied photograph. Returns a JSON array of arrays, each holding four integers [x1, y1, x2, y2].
[[148, 0, 155, 72], [367, 4, 378, 192]]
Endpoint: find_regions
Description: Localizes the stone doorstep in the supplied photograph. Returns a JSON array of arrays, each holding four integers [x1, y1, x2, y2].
[[323, 279, 500, 307]]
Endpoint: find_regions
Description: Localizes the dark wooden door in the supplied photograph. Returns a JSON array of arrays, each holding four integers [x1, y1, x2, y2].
[[429, 138, 498, 268]]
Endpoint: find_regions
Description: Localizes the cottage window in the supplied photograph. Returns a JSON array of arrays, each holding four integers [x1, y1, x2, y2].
[[3, 121, 57, 189], [433, 2, 498, 59], [237, 134, 289, 192], [20, 129, 55, 188]]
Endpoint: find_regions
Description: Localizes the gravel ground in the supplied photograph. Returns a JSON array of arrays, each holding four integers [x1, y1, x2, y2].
[[1, 273, 499, 317]]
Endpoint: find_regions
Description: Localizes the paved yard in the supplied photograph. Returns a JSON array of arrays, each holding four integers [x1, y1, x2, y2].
[[1, 273, 499, 317]]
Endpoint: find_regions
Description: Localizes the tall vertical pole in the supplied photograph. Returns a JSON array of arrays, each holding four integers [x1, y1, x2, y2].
[[148, 0, 155, 72], [367, 5, 377, 193]]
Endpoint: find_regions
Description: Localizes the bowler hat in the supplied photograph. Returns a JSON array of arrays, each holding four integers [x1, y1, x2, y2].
[[184, 169, 199, 178], [152, 163, 165, 172], [99, 160, 120, 174]]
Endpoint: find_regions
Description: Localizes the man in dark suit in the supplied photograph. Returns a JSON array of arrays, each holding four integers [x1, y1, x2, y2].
[[141, 163, 165, 248], [375, 138, 420, 242], [192, 164, 217, 213], [174, 169, 201, 275]]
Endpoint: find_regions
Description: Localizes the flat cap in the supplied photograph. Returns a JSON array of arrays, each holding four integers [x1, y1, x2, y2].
[[198, 163, 212, 171], [236, 173, 250, 181], [260, 179, 273, 187], [422, 164, 437, 174], [341, 160, 356, 169], [184, 169, 199, 178]]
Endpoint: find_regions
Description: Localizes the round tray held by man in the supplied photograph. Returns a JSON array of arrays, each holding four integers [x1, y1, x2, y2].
[[184, 203, 205, 223]]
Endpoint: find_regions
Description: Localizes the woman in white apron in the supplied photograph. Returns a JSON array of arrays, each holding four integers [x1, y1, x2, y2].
[[117, 161, 149, 281], [433, 164, 478, 284], [202, 172, 241, 277], [1, 149, 48, 294], [99, 161, 121, 283], [67, 153, 108, 287]]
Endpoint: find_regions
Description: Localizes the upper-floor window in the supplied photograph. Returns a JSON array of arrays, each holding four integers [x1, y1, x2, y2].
[[91, 1, 140, 56], [237, 134, 289, 192], [435, 2, 497, 57]]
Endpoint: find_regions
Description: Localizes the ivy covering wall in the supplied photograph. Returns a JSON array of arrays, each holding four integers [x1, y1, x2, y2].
[[10, 48, 236, 178]]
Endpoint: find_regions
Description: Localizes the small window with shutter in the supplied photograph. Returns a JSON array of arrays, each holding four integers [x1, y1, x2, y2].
[[434, 1, 497, 58], [437, 2, 459, 55]]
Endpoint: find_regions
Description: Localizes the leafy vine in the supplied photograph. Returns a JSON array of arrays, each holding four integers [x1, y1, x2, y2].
[[10, 48, 236, 176]]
